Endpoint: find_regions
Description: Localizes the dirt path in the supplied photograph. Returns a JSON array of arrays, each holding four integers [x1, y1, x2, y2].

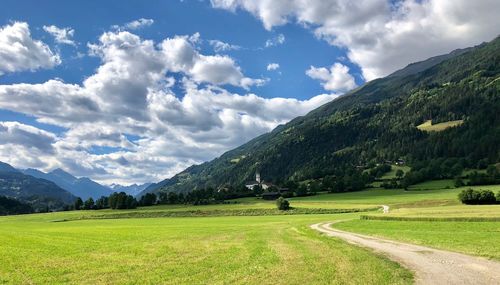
[[311, 222, 500, 285]]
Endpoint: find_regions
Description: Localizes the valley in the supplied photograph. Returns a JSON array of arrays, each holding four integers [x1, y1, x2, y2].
[[0, 4, 498, 284]]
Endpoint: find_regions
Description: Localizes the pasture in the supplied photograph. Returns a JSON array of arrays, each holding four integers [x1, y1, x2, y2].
[[0, 212, 411, 284], [1, 181, 499, 284], [416, 119, 464, 132]]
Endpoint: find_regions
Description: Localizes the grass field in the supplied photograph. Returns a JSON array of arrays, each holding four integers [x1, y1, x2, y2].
[[0, 213, 411, 284], [335, 219, 500, 260], [1, 181, 499, 284], [332, 184, 500, 261], [380, 165, 411, 180], [416, 119, 464, 132]]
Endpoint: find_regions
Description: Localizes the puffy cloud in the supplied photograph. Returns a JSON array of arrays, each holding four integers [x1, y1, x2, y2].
[[0, 121, 56, 153], [211, 0, 292, 30], [0, 22, 60, 75], [59, 125, 137, 150], [209, 39, 241, 52], [265, 33, 285, 47], [0, 29, 337, 184], [43, 25, 76, 45], [306, 63, 356, 92], [0, 122, 61, 173], [211, 0, 500, 80], [192, 55, 267, 89], [0, 80, 102, 127], [161, 35, 266, 89], [267, 63, 280, 71], [86, 31, 164, 121]]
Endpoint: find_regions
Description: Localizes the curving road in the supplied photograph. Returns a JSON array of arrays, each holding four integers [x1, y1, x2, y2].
[[311, 222, 500, 285]]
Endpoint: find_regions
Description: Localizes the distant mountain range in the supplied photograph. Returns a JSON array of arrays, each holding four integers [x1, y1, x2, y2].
[[110, 183, 152, 197], [0, 162, 76, 211], [0, 161, 153, 211], [136, 179, 173, 198], [22, 168, 113, 200]]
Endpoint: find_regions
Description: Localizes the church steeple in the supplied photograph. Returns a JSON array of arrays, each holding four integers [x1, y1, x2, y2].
[[256, 171, 261, 183]]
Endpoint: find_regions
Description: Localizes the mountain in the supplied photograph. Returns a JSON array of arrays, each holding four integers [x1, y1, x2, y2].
[[0, 161, 18, 173], [110, 183, 152, 197], [153, 36, 500, 195], [23, 168, 112, 200], [0, 162, 76, 211], [136, 179, 172, 198]]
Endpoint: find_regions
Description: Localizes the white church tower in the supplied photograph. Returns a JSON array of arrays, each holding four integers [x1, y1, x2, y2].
[[256, 171, 261, 183]]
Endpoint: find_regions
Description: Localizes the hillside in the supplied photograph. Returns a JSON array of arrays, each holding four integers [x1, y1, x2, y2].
[[0, 195, 33, 215], [148, 37, 500, 195], [0, 162, 76, 211], [23, 168, 112, 200]]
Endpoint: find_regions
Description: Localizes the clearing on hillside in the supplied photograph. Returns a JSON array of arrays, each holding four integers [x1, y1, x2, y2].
[[416, 120, 464, 132]]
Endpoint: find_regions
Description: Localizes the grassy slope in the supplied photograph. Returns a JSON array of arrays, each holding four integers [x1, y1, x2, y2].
[[380, 165, 411, 180], [0, 213, 411, 284], [416, 119, 464, 132]]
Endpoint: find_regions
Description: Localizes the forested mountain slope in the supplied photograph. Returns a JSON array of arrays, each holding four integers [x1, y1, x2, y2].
[[153, 37, 499, 195], [0, 162, 76, 211]]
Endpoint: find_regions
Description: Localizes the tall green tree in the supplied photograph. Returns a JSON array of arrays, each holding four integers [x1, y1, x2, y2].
[[83, 198, 94, 210], [74, 197, 83, 210]]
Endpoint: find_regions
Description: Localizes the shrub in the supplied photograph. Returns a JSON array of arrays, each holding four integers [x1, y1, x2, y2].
[[497, 191, 500, 203], [458, 188, 479, 204], [276, 197, 290, 211], [458, 188, 497, 205], [478, 190, 496, 204]]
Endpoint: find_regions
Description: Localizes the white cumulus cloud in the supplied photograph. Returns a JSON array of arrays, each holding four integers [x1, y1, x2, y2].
[[0, 22, 60, 75], [306, 63, 357, 92], [211, 0, 500, 80]]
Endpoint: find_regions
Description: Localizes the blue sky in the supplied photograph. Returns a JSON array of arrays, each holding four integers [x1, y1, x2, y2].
[[0, 0, 498, 184]]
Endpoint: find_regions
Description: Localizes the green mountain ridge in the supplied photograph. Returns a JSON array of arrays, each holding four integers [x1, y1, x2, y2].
[[147, 37, 499, 196]]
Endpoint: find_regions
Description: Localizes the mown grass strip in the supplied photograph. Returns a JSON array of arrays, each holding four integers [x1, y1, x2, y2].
[[54, 207, 377, 222], [360, 215, 500, 222]]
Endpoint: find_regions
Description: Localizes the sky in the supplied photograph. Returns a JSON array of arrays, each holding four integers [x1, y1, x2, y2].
[[0, 0, 498, 185]]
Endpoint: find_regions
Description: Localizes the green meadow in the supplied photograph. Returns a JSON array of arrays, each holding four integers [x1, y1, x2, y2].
[[1, 182, 499, 284], [0, 213, 411, 284], [416, 119, 464, 132]]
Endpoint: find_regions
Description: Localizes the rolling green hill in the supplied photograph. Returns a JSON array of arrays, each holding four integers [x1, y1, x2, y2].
[[152, 37, 500, 195]]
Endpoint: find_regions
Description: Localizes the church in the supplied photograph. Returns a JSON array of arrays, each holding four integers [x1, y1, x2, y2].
[[245, 171, 275, 190]]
